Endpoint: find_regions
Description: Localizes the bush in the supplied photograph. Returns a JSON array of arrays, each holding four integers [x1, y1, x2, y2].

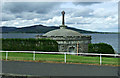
[[2, 38, 58, 52], [88, 43, 115, 54]]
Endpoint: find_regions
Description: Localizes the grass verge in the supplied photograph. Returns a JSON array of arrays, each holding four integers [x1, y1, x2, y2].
[[2, 52, 119, 66]]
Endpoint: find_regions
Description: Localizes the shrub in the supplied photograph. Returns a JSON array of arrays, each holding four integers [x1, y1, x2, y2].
[[88, 43, 115, 54], [2, 38, 58, 52]]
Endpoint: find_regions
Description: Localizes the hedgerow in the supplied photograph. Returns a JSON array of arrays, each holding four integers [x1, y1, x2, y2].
[[2, 38, 58, 52]]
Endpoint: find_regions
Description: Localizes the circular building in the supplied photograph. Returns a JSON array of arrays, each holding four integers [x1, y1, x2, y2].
[[37, 11, 91, 53]]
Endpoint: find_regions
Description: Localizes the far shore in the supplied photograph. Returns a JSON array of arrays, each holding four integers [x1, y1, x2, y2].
[[1, 32, 120, 34]]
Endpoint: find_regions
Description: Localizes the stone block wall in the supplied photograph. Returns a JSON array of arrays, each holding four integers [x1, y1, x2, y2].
[[37, 35, 91, 53]]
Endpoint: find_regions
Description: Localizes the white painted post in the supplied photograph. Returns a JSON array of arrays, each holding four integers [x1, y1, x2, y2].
[[6, 51, 8, 61], [64, 52, 66, 63], [114, 54, 116, 58], [33, 51, 35, 60], [100, 54, 102, 65]]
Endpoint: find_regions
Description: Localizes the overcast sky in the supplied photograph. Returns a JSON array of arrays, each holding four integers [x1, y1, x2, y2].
[[0, 2, 118, 32]]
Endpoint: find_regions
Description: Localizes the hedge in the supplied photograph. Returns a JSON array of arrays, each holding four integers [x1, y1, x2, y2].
[[2, 38, 58, 52], [88, 43, 115, 54]]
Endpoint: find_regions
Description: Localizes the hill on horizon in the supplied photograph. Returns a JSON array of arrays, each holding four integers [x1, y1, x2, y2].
[[0, 24, 113, 33]]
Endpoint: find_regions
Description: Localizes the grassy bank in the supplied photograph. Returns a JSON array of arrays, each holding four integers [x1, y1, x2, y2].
[[2, 52, 119, 66]]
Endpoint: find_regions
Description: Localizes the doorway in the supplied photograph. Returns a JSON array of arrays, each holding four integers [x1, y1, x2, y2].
[[69, 46, 75, 53]]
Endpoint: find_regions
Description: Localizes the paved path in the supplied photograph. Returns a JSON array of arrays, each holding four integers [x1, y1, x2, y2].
[[2, 61, 119, 76]]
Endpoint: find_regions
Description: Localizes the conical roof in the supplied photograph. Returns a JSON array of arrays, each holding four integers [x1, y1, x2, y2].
[[43, 28, 82, 37]]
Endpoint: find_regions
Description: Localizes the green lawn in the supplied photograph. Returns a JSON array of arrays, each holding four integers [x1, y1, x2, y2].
[[1, 52, 119, 66]]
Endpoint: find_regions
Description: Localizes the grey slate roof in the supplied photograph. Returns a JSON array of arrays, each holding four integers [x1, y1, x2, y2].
[[43, 29, 82, 37]]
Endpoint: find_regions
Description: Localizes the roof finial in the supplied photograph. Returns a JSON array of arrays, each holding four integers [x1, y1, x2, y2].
[[60, 11, 67, 29], [61, 11, 65, 25]]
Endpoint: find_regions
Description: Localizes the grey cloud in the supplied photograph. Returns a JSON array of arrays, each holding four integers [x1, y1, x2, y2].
[[73, 2, 102, 6], [15, 11, 54, 20], [15, 12, 41, 20], [2, 13, 16, 21], [3, 2, 62, 14], [2, 2, 62, 21], [51, 8, 93, 17], [72, 8, 93, 17]]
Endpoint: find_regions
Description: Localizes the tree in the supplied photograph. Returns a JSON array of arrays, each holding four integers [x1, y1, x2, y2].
[[88, 43, 115, 54]]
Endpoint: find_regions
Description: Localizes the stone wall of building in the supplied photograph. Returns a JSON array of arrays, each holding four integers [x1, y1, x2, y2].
[[58, 40, 91, 53], [37, 35, 91, 53]]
